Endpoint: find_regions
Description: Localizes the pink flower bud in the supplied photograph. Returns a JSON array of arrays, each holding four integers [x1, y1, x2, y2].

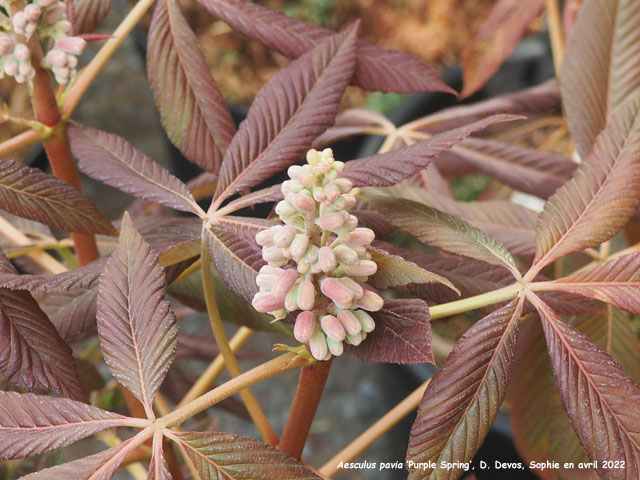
[[282, 179, 303, 194], [337, 310, 363, 336], [275, 200, 296, 218], [287, 165, 304, 179], [346, 332, 365, 346], [324, 182, 341, 202], [312, 186, 326, 202], [318, 246, 336, 272], [297, 260, 310, 274], [334, 178, 353, 193], [321, 277, 354, 305], [45, 48, 67, 68], [334, 245, 358, 265], [18, 61, 32, 76], [256, 273, 278, 290], [55, 36, 86, 56], [52, 66, 70, 83], [304, 245, 319, 264], [354, 310, 376, 332], [341, 194, 357, 210], [259, 265, 283, 276], [273, 224, 296, 248], [326, 337, 344, 356], [294, 311, 316, 343], [345, 260, 377, 277], [356, 291, 383, 313], [298, 172, 316, 187], [272, 269, 299, 299], [262, 245, 285, 263], [339, 277, 364, 298], [53, 20, 71, 33], [348, 228, 375, 245], [12, 12, 28, 29], [3, 57, 18, 76], [333, 161, 345, 173], [296, 280, 315, 311], [290, 193, 316, 212], [309, 329, 328, 360], [316, 213, 344, 230], [289, 234, 309, 260], [13, 43, 30, 62], [67, 55, 78, 68], [14, 73, 26, 83], [306, 149, 322, 165], [252, 292, 285, 313], [0, 33, 15, 56], [285, 285, 299, 311], [321, 314, 345, 342], [24, 5, 41, 21], [344, 214, 358, 230]]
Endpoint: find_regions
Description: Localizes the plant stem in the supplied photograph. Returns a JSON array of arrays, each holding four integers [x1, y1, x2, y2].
[[200, 238, 279, 445], [280, 357, 333, 459], [177, 326, 254, 408], [29, 41, 99, 266], [319, 379, 431, 477], [156, 352, 311, 429], [0, 129, 45, 158], [546, 0, 564, 75], [429, 283, 521, 320]]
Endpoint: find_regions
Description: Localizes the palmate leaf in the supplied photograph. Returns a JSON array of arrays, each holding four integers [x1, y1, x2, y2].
[[543, 252, 640, 314], [407, 299, 523, 479], [313, 108, 395, 146], [562, 0, 640, 158], [195, 0, 453, 95], [368, 245, 458, 292], [340, 114, 521, 188], [72, 0, 110, 34], [366, 196, 518, 274], [149, 432, 172, 480], [531, 294, 640, 478], [217, 184, 283, 214], [97, 213, 178, 417], [69, 124, 204, 216], [213, 25, 358, 206], [147, 0, 236, 173], [35, 288, 98, 343], [0, 159, 116, 236], [345, 299, 433, 364], [204, 216, 274, 302], [171, 431, 320, 479], [532, 96, 640, 272], [0, 391, 144, 460], [0, 252, 86, 400], [460, 0, 545, 98]]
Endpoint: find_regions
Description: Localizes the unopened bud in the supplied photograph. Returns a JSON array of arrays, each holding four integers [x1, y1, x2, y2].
[[3, 57, 17, 76], [337, 310, 363, 336], [334, 245, 358, 265], [53, 19, 71, 33], [282, 179, 303, 194], [348, 228, 375, 245], [24, 4, 41, 21], [309, 329, 328, 360], [321, 314, 345, 342], [354, 310, 376, 332], [55, 36, 86, 56], [298, 171, 316, 187], [290, 193, 316, 212], [334, 178, 353, 193], [316, 213, 344, 230], [326, 337, 344, 356], [344, 214, 358, 230], [45, 48, 67, 68], [13, 43, 30, 62], [297, 280, 315, 311], [345, 260, 377, 277], [304, 245, 319, 264], [18, 61, 33, 77], [339, 277, 364, 298], [287, 165, 304, 179], [306, 149, 322, 165], [12, 12, 27, 30], [273, 224, 296, 248], [321, 277, 354, 305], [356, 291, 384, 312], [289, 234, 309, 260], [272, 269, 299, 299], [37, 0, 57, 6], [297, 259, 310, 274], [318, 246, 336, 272], [285, 285, 299, 311], [0, 33, 15, 56], [256, 227, 276, 246], [324, 182, 341, 202], [262, 245, 285, 263], [294, 311, 316, 343], [346, 332, 365, 346], [312, 186, 326, 202], [275, 200, 296, 218], [252, 292, 285, 313]]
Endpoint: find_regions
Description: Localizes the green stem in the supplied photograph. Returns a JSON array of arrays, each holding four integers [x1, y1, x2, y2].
[[200, 236, 279, 445], [429, 283, 522, 320]]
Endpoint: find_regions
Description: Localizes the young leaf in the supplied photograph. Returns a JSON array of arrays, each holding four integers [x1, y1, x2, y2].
[[69, 124, 204, 216], [366, 196, 518, 274], [213, 25, 358, 206], [147, 0, 236, 173], [407, 298, 524, 478], [460, 0, 545, 98], [543, 252, 640, 314], [562, 0, 640, 157], [345, 298, 433, 364], [0, 253, 86, 400], [0, 159, 116, 236], [531, 294, 640, 477], [97, 213, 178, 418], [532, 96, 640, 273], [217, 184, 284, 214], [149, 431, 172, 480], [171, 431, 320, 479], [340, 114, 522, 188], [35, 288, 98, 343], [367, 245, 458, 293], [72, 0, 110, 34], [0, 391, 144, 460], [313, 108, 395, 146], [195, 0, 453, 95]]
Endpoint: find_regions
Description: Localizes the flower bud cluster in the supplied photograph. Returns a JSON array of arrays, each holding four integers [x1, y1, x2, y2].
[[252, 148, 383, 360], [0, 0, 84, 84]]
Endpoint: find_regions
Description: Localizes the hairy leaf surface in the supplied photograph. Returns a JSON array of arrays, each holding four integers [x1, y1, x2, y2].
[[0, 391, 140, 460], [532, 295, 640, 478], [72, 0, 110, 34], [97, 214, 178, 416], [174, 431, 320, 479], [345, 299, 433, 364], [533, 96, 640, 271], [70, 125, 202, 216], [148, 0, 235, 172], [0, 160, 116, 235], [341, 114, 521, 188], [36, 288, 98, 343], [562, 0, 640, 157], [407, 299, 523, 478], [0, 258, 105, 293], [149, 432, 172, 480], [213, 25, 358, 205]]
